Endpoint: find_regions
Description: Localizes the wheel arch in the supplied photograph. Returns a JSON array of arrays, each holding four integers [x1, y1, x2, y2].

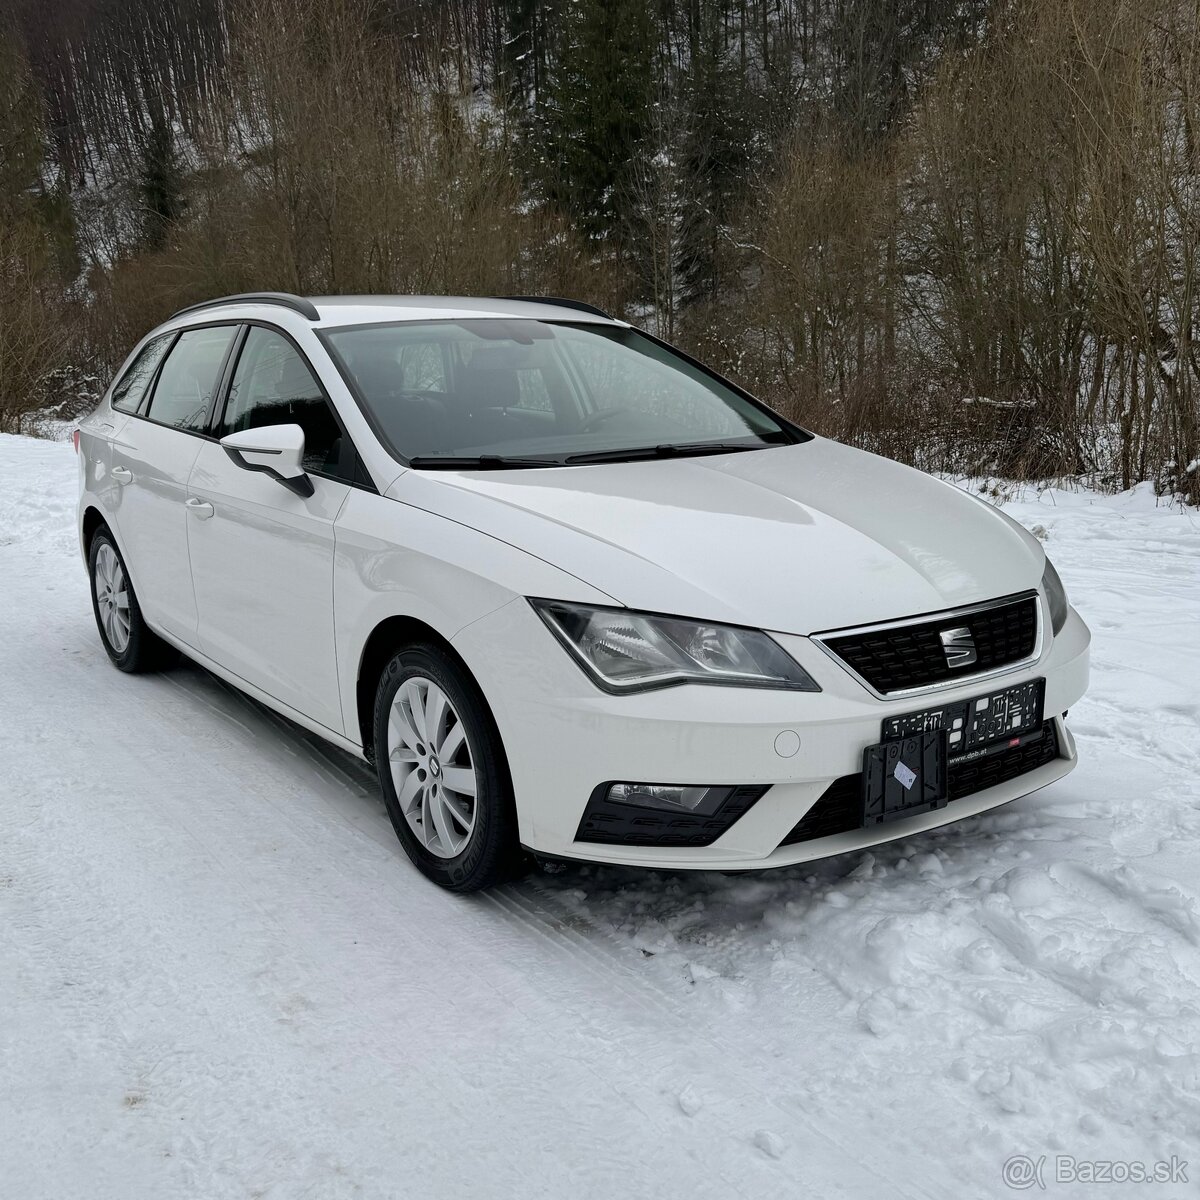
[[81, 504, 107, 557], [80, 506, 143, 593], [82, 506, 160, 619], [355, 615, 490, 762]]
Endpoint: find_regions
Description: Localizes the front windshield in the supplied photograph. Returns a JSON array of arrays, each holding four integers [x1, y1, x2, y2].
[[320, 319, 797, 465]]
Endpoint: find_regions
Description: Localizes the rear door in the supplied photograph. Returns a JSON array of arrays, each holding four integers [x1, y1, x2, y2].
[[108, 324, 238, 646], [80, 332, 173, 545], [187, 324, 360, 732]]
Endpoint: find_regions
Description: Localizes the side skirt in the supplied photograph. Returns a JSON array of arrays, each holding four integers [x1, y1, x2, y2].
[[152, 625, 369, 762]]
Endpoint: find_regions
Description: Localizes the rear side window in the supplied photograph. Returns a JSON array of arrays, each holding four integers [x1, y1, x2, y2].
[[145, 326, 237, 433], [220, 327, 351, 480], [111, 333, 173, 413]]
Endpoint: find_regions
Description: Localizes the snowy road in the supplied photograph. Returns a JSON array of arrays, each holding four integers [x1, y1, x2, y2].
[[2, 433, 1198, 1199]]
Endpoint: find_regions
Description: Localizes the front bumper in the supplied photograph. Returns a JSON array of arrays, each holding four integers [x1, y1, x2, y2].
[[453, 597, 1091, 870]]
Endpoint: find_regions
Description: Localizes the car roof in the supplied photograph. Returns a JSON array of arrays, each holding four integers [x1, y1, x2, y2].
[[159, 293, 623, 333], [312, 295, 618, 325]]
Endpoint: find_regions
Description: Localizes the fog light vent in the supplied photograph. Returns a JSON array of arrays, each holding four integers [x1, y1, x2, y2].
[[606, 782, 730, 816], [576, 782, 770, 848]]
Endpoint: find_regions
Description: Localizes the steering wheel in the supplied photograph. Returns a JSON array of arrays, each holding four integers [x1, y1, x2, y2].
[[579, 406, 633, 433]]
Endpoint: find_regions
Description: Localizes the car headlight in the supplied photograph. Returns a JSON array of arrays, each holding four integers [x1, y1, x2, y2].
[[1042, 557, 1070, 635], [530, 599, 821, 694]]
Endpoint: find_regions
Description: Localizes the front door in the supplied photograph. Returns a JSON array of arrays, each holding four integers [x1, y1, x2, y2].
[[186, 326, 356, 733]]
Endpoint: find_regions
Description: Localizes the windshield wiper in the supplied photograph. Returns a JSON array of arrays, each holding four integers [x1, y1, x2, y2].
[[409, 435, 792, 469], [564, 441, 773, 466], [407, 455, 560, 470]]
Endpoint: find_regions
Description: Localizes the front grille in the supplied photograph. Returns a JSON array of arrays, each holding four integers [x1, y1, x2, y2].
[[779, 721, 1060, 847], [819, 593, 1038, 695], [575, 785, 770, 848]]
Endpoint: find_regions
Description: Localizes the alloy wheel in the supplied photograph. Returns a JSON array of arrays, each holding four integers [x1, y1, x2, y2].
[[386, 675, 479, 858], [94, 542, 131, 654]]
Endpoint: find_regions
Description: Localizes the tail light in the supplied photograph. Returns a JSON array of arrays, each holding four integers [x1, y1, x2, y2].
[[72, 428, 81, 454]]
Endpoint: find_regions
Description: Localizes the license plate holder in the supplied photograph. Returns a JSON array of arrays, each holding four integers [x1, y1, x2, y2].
[[862, 732, 948, 826], [861, 678, 1047, 827], [880, 678, 1046, 761]]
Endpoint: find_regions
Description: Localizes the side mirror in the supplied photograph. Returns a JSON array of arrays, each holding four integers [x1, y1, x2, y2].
[[220, 424, 314, 497]]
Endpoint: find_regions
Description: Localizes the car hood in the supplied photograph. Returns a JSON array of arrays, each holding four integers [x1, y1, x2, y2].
[[386, 438, 1045, 634]]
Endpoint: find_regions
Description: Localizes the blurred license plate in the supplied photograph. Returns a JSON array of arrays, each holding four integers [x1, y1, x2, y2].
[[881, 678, 1045, 761]]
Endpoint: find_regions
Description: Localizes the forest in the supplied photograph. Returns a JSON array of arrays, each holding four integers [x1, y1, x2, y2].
[[2, 0, 1198, 501]]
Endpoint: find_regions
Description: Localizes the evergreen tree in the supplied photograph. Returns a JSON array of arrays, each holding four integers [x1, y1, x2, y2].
[[675, 21, 758, 306], [498, 0, 560, 109], [831, 0, 988, 152], [0, 28, 43, 212], [539, 0, 658, 246], [139, 107, 183, 251], [0, 25, 76, 431]]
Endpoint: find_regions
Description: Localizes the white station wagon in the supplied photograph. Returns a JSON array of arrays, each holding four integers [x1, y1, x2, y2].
[[76, 293, 1091, 890]]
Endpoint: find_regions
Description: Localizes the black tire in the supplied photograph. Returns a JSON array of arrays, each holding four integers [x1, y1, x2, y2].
[[88, 528, 178, 673], [373, 643, 521, 892]]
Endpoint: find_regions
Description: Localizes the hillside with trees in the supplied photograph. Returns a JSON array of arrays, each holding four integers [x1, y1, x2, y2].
[[2, 0, 1197, 501]]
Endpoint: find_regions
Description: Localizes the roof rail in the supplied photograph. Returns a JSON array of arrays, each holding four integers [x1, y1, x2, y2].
[[169, 292, 320, 322], [500, 296, 613, 319]]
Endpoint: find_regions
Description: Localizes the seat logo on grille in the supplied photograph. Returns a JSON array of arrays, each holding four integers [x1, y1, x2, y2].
[[939, 626, 978, 669]]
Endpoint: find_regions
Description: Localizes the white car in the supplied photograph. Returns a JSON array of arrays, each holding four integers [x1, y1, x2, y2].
[[76, 293, 1091, 890]]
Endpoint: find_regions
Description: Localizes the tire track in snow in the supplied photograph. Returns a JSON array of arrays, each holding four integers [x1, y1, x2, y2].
[[157, 663, 939, 1197], [1, 608, 912, 1197]]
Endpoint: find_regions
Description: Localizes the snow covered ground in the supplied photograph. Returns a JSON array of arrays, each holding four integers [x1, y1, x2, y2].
[[2, 431, 1198, 1199]]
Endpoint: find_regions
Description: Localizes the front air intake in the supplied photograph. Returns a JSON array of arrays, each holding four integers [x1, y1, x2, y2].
[[779, 720, 1060, 848]]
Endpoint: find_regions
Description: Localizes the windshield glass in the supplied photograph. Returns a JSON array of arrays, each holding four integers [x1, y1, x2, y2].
[[321, 319, 797, 465]]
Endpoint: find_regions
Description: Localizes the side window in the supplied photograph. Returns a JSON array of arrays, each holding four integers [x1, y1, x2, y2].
[[221, 327, 350, 480], [111, 333, 173, 413], [145, 326, 237, 433]]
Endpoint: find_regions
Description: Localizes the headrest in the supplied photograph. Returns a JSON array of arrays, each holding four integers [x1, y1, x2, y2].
[[272, 352, 318, 401], [459, 348, 519, 412], [344, 344, 400, 398]]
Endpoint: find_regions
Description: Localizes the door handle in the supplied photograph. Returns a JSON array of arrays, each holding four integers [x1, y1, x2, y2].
[[111, 466, 133, 484], [185, 497, 215, 519]]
